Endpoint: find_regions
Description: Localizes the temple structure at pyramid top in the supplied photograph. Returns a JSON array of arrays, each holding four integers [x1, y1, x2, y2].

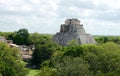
[[53, 18, 97, 46]]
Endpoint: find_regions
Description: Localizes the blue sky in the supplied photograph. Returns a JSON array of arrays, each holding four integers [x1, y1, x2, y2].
[[0, 0, 120, 35]]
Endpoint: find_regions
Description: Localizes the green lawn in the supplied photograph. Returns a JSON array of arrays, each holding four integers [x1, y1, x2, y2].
[[27, 69, 39, 76], [21, 61, 38, 76]]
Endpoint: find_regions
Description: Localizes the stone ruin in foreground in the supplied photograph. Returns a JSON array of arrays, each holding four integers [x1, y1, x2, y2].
[[53, 18, 97, 46]]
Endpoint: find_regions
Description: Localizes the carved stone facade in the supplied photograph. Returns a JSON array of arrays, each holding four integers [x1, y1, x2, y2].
[[53, 18, 96, 45]]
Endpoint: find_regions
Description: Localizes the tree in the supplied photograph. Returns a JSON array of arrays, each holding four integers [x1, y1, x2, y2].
[[14, 28, 29, 45], [55, 56, 90, 76], [83, 43, 120, 75], [0, 42, 28, 76], [63, 46, 84, 57], [28, 33, 41, 45], [31, 44, 55, 68], [61, 43, 120, 76], [28, 33, 56, 46]]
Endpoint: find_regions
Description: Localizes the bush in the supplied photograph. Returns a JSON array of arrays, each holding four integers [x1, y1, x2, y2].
[[0, 42, 28, 76], [36, 67, 57, 76], [55, 56, 91, 76]]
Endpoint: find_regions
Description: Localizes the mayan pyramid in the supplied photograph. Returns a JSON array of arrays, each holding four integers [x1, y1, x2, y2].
[[53, 18, 96, 46]]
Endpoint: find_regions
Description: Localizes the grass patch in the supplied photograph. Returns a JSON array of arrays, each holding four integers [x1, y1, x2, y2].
[[27, 69, 39, 76]]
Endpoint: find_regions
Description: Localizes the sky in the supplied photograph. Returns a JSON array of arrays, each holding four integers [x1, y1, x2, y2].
[[0, 0, 120, 35]]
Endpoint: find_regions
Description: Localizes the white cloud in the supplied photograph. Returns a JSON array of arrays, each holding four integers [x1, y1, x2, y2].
[[16, 16, 28, 26], [29, 0, 40, 4], [92, 0, 99, 6], [92, 0, 120, 9], [0, 0, 120, 35], [0, 0, 24, 5]]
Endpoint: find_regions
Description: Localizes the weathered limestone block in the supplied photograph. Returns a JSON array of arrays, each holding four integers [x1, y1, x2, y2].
[[53, 18, 97, 46], [0, 36, 7, 43]]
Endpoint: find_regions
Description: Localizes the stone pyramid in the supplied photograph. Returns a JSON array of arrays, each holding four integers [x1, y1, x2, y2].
[[53, 18, 96, 46]]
